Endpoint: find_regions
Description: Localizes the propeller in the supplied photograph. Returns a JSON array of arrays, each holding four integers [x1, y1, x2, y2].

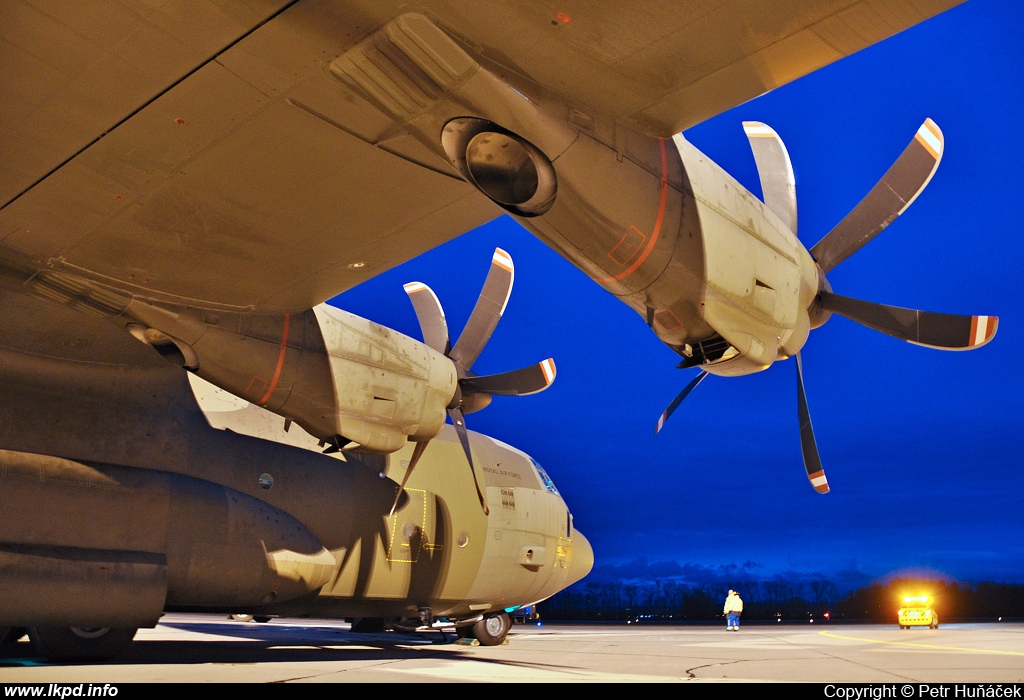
[[655, 119, 997, 494], [390, 248, 557, 516], [654, 370, 708, 436]]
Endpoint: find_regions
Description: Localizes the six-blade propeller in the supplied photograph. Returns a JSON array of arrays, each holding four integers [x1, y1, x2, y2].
[[390, 248, 556, 516], [656, 119, 997, 494]]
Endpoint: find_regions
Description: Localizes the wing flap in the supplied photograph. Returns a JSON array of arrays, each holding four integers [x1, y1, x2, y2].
[[634, 0, 964, 134]]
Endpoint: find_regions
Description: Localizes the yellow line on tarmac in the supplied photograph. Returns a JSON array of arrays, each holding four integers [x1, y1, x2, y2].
[[819, 631, 1024, 656]]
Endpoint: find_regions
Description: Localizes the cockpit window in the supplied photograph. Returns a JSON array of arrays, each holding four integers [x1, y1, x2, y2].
[[531, 458, 559, 495]]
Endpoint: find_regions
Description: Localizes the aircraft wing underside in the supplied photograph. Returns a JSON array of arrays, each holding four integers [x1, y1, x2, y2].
[[0, 0, 963, 328]]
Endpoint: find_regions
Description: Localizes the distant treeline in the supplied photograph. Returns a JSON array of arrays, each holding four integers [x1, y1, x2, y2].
[[538, 578, 1024, 621]]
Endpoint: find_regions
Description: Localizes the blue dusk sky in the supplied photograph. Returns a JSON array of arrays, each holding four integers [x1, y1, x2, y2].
[[335, 0, 1024, 585]]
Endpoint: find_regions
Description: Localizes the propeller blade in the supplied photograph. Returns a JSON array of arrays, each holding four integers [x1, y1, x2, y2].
[[449, 248, 514, 372], [460, 358, 556, 397], [810, 119, 944, 273], [448, 406, 489, 515], [654, 370, 708, 435], [743, 121, 797, 234], [388, 440, 430, 517], [818, 290, 998, 350], [404, 281, 450, 355], [796, 353, 829, 494]]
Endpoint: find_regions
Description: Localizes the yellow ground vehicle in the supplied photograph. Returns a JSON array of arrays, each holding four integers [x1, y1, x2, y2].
[[898, 596, 939, 629]]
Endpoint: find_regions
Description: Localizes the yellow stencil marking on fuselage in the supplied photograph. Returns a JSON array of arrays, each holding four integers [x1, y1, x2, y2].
[[387, 488, 428, 563], [819, 631, 1024, 656], [556, 537, 571, 569]]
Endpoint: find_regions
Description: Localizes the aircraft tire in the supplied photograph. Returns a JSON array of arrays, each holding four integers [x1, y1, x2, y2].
[[28, 627, 137, 662], [231, 614, 254, 622], [470, 613, 511, 646], [253, 616, 271, 623]]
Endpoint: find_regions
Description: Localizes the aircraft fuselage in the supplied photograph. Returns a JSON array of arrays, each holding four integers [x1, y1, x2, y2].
[[0, 339, 592, 631]]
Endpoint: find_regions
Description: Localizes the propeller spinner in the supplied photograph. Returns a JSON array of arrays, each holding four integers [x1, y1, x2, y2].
[[656, 119, 997, 494], [391, 248, 556, 516]]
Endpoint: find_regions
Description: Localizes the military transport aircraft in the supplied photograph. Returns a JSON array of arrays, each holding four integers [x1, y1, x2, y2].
[[0, 0, 993, 662]]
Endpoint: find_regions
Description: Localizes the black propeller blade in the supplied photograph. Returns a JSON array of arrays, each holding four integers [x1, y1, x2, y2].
[[654, 370, 708, 435], [391, 248, 555, 516], [795, 353, 828, 494], [448, 406, 489, 516], [810, 119, 944, 273], [389, 440, 429, 516], [743, 121, 797, 235], [449, 247, 514, 372], [403, 281, 450, 354], [817, 291, 998, 350], [460, 359, 556, 396]]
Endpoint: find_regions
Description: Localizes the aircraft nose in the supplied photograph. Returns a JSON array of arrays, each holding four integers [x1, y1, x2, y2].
[[567, 529, 594, 586]]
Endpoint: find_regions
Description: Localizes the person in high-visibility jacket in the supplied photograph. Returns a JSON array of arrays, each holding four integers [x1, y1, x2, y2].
[[723, 590, 744, 631]]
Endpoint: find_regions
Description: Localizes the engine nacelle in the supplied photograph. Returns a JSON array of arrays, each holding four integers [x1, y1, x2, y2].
[[125, 301, 457, 453], [325, 10, 820, 376], [455, 123, 819, 377], [670, 135, 819, 374]]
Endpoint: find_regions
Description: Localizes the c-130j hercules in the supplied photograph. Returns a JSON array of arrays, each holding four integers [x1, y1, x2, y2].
[[0, 0, 992, 661]]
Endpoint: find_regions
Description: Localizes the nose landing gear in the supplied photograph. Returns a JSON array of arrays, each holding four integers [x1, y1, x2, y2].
[[461, 612, 511, 646]]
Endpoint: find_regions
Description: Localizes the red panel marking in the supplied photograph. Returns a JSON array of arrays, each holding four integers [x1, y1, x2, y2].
[[595, 139, 668, 284], [654, 309, 683, 331], [245, 376, 268, 399], [556, 11, 572, 23], [258, 313, 291, 406], [608, 226, 646, 266], [174, 117, 187, 125]]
